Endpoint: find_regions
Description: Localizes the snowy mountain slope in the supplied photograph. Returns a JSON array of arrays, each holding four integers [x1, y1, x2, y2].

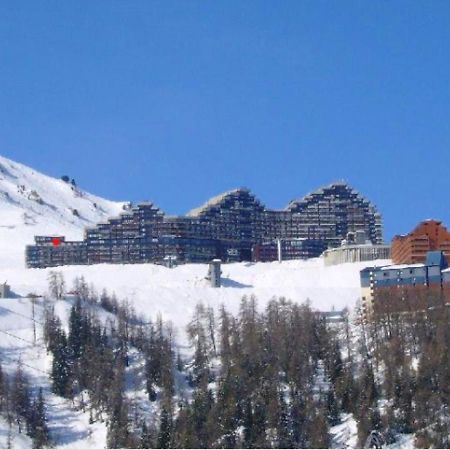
[[0, 154, 390, 337], [0, 155, 398, 448], [0, 294, 166, 449], [0, 297, 108, 449], [2, 258, 390, 342], [0, 155, 124, 269], [0, 416, 32, 449]]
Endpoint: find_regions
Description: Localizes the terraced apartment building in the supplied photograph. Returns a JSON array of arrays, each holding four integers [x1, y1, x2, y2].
[[26, 182, 383, 268], [391, 219, 450, 264]]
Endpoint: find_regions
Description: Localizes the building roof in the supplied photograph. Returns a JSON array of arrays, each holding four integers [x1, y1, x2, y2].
[[393, 219, 446, 239], [379, 263, 425, 270], [285, 182, 377, 211], [187, 188, 259, 217], [323, 243, 390, 253]]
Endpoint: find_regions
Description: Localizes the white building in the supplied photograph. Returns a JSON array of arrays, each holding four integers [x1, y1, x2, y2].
[[323, 231, 391, 266], [206, 259, 222, 288]]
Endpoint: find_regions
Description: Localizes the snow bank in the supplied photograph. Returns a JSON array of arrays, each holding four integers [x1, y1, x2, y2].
[[0, 257, 389, 340]]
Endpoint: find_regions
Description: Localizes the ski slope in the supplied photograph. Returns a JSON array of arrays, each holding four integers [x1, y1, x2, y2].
[[0, 155, 392, 448], [3, 258, 389, 340], [0, 155, 124, 270], [0, 297, 107, 449], [0, 154, 390, 336]]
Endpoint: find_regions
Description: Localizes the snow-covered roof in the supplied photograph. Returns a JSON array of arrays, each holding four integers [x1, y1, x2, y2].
[[379, 263, 425, 270], [325, 243, 390, 252], [187, 188, 250, 217], [286, 181, 360, 210]]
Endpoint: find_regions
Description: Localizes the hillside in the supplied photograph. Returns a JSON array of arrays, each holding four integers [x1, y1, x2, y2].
[[0, 154, 400, 448], [4, 258, 388, 341], [0, 155, 390, 335], [0, 297, 108, 448], [0, 155, 124, 270]]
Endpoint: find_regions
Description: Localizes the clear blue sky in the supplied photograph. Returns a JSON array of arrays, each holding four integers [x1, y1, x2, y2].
[[1, 1, 450, 240]]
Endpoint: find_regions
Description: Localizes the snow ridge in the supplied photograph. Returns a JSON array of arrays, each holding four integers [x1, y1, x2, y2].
[[0, 155, 124, 269]]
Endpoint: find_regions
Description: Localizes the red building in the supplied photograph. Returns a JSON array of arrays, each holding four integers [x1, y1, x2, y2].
[[391, 219, 450, 264]]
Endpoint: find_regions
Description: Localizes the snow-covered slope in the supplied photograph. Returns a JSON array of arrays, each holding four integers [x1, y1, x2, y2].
[[0, 297, 108, 449], [0, 154, 390, 335], [0, 155, 394, 448], [0, 155, 124, 269], [4, 258, 390, 339]]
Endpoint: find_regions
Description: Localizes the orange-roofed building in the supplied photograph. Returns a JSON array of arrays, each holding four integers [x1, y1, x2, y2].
[[392, 219, 450, 264]]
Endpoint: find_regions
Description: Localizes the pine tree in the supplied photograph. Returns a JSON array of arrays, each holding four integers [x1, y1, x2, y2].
[[290, 395, 307, 448], [51, 331, 71, 397], [242, 398, 251, 448], [31, 388, 50, 448], [140, 421, 153, 449], [107, 392, 130, 449], [172, 406, 195, 448], [252, 394, 267, 448], [157, 405, 173, 449], [277, 392, 292, 448], [176, 351, 183, 372], [187, 305, 210, 387], [308, 410, 330, 449], [47, 271, 65, 299], [326, 388, 340, 426], [11, 362, 30, 434], [68, 300, 84, 359]]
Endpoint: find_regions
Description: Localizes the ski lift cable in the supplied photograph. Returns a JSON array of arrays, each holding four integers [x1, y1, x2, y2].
[[0, 328, 36, 346], [0, 305, 44, 326]]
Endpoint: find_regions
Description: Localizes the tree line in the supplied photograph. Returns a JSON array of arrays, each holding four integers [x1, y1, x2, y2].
[[36, 273, 450, 447], [0, 361, 50, 448]]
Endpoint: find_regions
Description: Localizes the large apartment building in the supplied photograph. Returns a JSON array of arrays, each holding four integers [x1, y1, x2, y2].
[[391, 219, 450, 264], [26, 182, 383, 268], [360, 250, 448, 318]]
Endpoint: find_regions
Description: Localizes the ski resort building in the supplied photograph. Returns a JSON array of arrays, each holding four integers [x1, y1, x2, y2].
[[360, 251, 448, 317], [323, 231, 391, 266], [26, 182, 384, 268], [252, 238, 328, 263], [391, 219, 450, 264]]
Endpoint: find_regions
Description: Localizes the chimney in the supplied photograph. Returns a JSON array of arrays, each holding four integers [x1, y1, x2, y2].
[[208, 259, 222, 287], [277, 239, 282, 263]]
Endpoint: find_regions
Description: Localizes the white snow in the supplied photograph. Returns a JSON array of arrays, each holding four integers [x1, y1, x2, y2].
[[0, 416, 32, 449], [187, 188, 250, 216], [2, 258, 390, 343], [0, 154, 394, 447], [0, 155, 391, 335], [0, 155, 124, 270], [330, 413, 358, 448], [0, 297, 108, 449]]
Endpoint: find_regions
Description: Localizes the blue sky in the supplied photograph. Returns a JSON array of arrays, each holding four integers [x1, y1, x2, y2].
[[1, 1, 450, 240]]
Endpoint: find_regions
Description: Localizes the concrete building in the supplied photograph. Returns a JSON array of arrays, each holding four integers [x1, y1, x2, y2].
[[360, 251, 448, 318], [323, 231, 391, 266], [252, 238, 328, 263], [26, 182, 384, 268], [206, 260, 222, 288], [391, 219, 450, 264], [324, 244, 391, 266]]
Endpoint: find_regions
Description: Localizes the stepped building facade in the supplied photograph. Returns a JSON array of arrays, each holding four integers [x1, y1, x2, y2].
[[26, 182, 383, 268], [391, 219, 450, 264]]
